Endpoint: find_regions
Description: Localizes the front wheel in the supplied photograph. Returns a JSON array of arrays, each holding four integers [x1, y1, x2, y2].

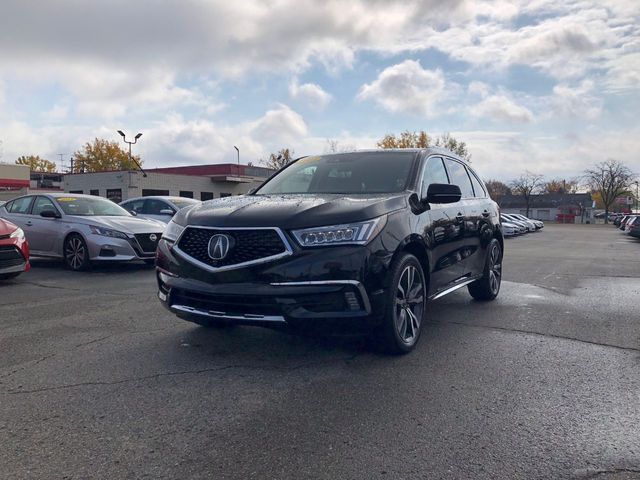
[[374, 253, 427, 355], [64, 234, 91, 271], [468, 238, 502, 301]]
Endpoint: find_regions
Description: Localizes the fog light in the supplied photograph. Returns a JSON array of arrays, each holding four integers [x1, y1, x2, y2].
[[344, 291, 360, 311]]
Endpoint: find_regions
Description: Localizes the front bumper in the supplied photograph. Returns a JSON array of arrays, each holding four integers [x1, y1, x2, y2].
[[0, 239, 30, 275], [156, 235, 392, 330], [87, 234, 159, 261]]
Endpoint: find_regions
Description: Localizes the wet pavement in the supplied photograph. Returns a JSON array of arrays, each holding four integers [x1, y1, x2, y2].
[[0, 224, 639, 479]]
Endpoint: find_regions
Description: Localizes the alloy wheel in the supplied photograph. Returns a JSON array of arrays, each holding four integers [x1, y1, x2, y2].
[[394, 265, 425, 345], [488, 243, 502, 294], [66, 237, 86, 270]]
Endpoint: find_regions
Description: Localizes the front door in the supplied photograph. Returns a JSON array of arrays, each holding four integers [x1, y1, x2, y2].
[[28, 196, 63, 255], [416, 156, 466, 293]]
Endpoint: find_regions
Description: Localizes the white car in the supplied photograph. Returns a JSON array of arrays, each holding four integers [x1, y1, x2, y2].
[[510, 213, 544, 229], [503, 214, 536, 232], [120, 196, 201, 224], [501, 221, 519, 237]]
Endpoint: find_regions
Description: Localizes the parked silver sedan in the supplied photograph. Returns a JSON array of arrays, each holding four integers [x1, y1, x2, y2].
[[0, 193, 166, 270], [120, 196, 200, 223]]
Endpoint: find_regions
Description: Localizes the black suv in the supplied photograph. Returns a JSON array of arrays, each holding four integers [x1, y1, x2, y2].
[[157, 149, 502, 353]]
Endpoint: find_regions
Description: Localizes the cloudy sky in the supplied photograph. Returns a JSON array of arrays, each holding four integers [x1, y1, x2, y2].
[[0, 0, 638, 181]]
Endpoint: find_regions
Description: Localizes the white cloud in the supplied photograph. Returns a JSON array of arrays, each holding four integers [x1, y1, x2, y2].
[[550, 80, 602, 119], [250, 104, 308, 144], [357, 60, 446, 116], [289, 79, 332, 110], [470, 95, 534, 123]]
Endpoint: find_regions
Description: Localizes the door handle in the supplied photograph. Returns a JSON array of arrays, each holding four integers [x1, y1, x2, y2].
[[455, 213, 464, 222], [482, 210, 490, 217], [24, 221, 33, 226]]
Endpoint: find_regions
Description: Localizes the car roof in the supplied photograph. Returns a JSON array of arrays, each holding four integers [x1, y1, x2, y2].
[[312, 147, 468, 164], [122, 196, 199, 203]]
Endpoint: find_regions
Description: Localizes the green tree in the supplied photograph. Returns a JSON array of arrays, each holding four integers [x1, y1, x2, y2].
[[72, 138, 142, 173], [15, 155, 57, 172], [584, 160, 635, 223], [376, 131, 470, 160], [263, 148, 294, 170]]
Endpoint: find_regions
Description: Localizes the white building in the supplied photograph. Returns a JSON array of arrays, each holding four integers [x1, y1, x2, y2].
[[63, 164, 274, 202]]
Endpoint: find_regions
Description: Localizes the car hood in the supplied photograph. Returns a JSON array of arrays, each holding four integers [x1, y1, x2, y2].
[[179, 194, 408, 229], [68, 215, 166, 234]]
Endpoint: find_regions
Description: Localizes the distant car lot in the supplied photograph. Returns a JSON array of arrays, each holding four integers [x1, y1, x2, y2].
[[1, 224, 639, 479]]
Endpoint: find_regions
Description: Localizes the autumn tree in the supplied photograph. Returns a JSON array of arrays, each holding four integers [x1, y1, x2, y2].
[[15, 155, 57, 172], [583, 159, 635, 223], [71, 138, 142, 173], [377, 130, 430, 149], [377, 131, 471, 160], [485, 179, 511, 204], [433, 133, 471, 161], [510, 171, 545, 217], [263, 148, 295, 170], [544, 178, 578, 194]]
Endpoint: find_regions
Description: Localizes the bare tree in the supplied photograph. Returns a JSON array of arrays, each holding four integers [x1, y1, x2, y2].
[[324, 139, 356, 153], [584, 159, 635, 224], [510, 171, 545, 217], [263, 148, 294, 170], [485, 179, 511, 204]]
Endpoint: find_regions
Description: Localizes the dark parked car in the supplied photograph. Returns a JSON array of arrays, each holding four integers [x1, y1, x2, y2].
[[156, 149, 503, 353]]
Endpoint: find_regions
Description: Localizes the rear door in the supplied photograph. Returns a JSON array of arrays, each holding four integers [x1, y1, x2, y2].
[[2, 196, 35, 234], [442, 158, 478, 278], [416, 156, 466, 291], [29, 196, 63, 255]]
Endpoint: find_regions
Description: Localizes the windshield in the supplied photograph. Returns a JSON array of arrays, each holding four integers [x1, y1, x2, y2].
[[55, 196, 131, 216], [169, 198, 200, 209], [255, 152, 417, 195]]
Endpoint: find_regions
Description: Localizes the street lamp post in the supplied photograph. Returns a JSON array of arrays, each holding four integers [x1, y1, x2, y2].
[[233, 145, 240, 175], [634, 181, 639, 214], [117, 130, 147, 177]]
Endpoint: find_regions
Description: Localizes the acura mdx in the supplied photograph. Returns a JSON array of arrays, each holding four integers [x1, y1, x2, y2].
[[157, 149, 503, 353]]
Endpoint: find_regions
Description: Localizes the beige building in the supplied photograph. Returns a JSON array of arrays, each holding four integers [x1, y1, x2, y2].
[[63, 164, 274, 202], [0, 163, 30, 201]]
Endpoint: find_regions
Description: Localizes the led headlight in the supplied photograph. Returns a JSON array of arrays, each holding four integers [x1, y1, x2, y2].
[[161, 220, 185, 243], [292, 216, 387, 247], [89, 226, 128, 239], [9, 227, 25, 239]]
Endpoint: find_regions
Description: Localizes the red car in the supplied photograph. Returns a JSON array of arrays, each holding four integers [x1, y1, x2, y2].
[[0, 217, 30, 280]]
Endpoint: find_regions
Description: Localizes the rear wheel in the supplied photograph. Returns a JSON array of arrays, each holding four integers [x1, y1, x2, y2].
[[64, 234, 90, 271], [468, 239, 502, 301], [374, 253, 427, 354]]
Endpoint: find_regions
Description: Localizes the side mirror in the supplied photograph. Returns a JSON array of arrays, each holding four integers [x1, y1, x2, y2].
[[40, 209, 61, 219], [159, 209, 175, 216], [130, 210, 137, 216], [424, 183, 462, 204]]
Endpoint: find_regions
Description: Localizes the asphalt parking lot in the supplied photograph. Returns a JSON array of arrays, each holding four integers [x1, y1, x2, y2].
[[1, 224, 639, 480]]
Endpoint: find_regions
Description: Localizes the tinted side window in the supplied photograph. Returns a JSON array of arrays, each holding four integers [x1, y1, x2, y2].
[[123, 199, 145, 214], [420, 157, 449, 196], [467, 168, 487, 198], [444, 159, 474, 198], [32, 196, 58, 216], [145, 199, 171, 215], [7, 196, 34, 214]]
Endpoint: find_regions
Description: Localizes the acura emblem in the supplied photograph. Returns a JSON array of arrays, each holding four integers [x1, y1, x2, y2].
[[149, 234, 158, 242], [208, 234, 234, 260]]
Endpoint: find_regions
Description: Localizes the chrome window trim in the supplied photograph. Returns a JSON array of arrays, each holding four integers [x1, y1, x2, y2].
[[172, 226, 293, 273], [270, 280, 372, 314]]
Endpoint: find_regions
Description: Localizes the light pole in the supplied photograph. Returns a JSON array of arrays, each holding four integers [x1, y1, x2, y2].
[[117, 130, 147, 177], [234, 145, 240, 175], [634, 181, 639, 214]]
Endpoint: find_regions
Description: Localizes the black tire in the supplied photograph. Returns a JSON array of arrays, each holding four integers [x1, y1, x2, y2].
[[468, 238, 502, 301], [374, 253, 427, 355], [0, 272, 21, 281], [63, 234, 91, 271]]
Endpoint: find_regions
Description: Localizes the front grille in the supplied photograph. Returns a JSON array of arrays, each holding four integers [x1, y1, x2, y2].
[[134, 233, 162, 253], [171, 289, 282, 316], [0, 246, 25, 269], [176, 228, 288, 269]]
